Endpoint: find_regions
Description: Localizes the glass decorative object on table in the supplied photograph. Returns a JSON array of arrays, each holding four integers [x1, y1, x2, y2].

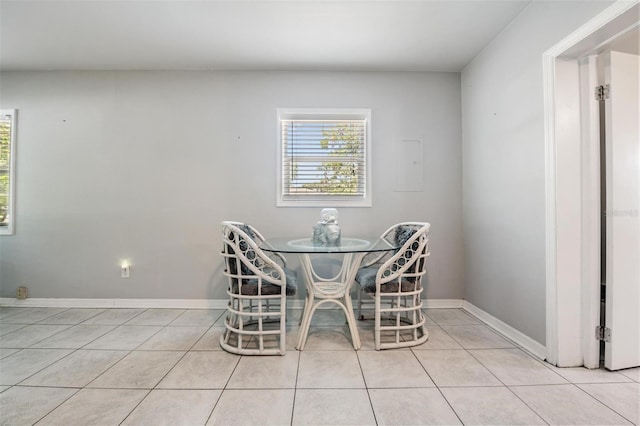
[[312, 208, 341, 246]]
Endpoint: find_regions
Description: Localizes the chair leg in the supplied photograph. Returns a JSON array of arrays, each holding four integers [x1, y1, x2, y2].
[[374, 289, 428, 350], [220, 293, 289, 356], [374, 294, 382, 350]]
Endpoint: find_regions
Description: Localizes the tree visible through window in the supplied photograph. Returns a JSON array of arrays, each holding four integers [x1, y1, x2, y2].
[[0, 110, 16, 235], [278, 109, 371, 207]]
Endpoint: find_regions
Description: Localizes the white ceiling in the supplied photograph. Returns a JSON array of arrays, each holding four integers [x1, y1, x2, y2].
[[0, 0, 533, 72]]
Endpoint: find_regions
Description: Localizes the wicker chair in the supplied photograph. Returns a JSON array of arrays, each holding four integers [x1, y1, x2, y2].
[[356, 222, 430, 350], [220, 221, 297, 355]]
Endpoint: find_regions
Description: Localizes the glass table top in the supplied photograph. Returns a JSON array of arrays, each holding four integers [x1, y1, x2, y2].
[[259, 236, 399, 254]]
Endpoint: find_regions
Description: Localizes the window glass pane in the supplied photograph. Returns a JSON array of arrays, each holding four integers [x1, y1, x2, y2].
[[282, 119, 366, 196], [0, 110, 16, 235]]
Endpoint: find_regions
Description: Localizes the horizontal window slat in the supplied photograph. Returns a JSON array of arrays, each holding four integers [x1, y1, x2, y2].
[[283, 174, 366, 179], [282, 120, 365, 124], [285, 182, 366, 186], [284, 195, 366, 198], [283, 131, 364, 134], [282, 162, 364, 166]]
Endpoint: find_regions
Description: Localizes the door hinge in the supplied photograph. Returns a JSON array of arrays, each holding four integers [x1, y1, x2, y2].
[[595, 326, 611, 342], [595, 84, 610, 101]]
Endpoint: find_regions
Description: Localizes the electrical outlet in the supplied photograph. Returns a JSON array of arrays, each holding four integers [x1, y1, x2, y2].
[[16, 286, 27, 299], [121, 265, 130, 278]]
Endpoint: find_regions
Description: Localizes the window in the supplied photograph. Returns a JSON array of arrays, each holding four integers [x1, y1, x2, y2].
[[277, 108, 371, 207], [0, 110, 17, 235]]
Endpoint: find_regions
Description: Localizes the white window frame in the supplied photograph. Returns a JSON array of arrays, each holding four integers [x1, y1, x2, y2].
[[277, 108, 372, 208], [0, 109, 17, 236]]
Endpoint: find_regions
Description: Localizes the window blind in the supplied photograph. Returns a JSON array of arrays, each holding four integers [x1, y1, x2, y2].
[[281, 119, 367, 198]]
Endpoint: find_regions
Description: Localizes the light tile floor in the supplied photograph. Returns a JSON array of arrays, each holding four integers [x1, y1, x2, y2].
[[0, 306, 638, 425]]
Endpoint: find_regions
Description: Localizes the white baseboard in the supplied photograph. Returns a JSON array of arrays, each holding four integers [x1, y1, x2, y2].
[[0, 298, 228, 309], [462, 300, 547, 360], [424, 298, 464, 309], [0, 297, 466, 311], [0, 296, 546, 359]]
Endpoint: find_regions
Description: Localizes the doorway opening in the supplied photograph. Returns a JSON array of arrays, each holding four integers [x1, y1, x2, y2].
[[544, 0, 639, 371]]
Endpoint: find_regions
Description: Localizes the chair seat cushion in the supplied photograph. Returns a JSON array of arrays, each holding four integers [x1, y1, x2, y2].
[[355, 266, 378, 291], [356, 266, 421, 294], [237, 267, 298, 296]]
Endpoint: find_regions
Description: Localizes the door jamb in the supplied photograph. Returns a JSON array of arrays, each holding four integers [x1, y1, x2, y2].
[[543, 0, 639, 367]]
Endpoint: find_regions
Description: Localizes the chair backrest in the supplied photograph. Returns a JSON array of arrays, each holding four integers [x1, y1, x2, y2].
[[221, 221, 286, 289], [375, 222, 430, 284]]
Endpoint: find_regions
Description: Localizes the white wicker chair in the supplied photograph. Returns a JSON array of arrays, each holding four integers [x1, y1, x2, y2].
[[220, 221, 297, 355], [356, 222, 430, 350]]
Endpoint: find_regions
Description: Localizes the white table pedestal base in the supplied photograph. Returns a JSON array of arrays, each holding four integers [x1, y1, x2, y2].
[[296, 252, 366, 350]]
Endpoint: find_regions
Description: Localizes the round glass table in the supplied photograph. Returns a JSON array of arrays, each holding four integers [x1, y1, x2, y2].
[[260, 236, 399, 350]]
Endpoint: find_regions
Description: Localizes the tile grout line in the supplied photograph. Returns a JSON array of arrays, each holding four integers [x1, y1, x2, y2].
[[118, 312, 220, 424], [203, 348, 243, 425], [1, 307, 639, 425], [426, 312, 553, 425], [355, 350, 380, 426], [572, 382, 638, 425], [464, 348, 554, 425], [409, 339, 467, 425], [290, 347, 302, 426]]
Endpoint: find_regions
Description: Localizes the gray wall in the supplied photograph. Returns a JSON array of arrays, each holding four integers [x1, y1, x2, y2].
[[0, 71, 463, 301], [461, 0, 614, 345]]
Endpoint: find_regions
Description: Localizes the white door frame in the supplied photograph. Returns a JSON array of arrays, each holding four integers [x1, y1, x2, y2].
[[543, 0, 639, 367]]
